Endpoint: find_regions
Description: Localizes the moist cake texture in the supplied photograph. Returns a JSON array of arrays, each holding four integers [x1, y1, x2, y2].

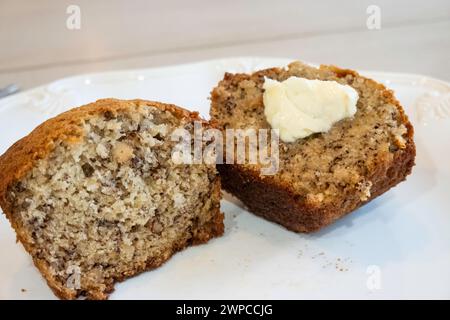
[[0, 99, 223, 299], [210, 61, 415, 232]]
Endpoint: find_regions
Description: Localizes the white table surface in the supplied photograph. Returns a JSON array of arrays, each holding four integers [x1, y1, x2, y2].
[[0, 0, 449, 90]]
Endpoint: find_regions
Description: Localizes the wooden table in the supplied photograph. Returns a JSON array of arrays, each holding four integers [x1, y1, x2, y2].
[[0, 0, 449, 90]]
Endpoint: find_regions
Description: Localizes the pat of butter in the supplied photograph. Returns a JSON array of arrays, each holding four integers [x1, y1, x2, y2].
[[263, 76, 359, 142]]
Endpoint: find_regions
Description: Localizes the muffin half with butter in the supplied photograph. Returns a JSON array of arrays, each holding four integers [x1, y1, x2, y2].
[[210, 61, 415, 232]]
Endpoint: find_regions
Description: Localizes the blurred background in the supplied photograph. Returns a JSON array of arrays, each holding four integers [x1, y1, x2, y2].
[[0, 0, 449, 89]]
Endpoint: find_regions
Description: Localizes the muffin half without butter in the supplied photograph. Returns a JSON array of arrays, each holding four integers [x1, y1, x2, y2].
[[210, 61, 415, 232], [0, 99, 223, 299]]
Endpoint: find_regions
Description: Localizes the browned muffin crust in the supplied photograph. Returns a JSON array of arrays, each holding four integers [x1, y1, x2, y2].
[[210, 62, 415, 232], [0, 98, 223, 299]]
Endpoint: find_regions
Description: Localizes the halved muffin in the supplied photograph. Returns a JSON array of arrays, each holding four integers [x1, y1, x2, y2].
[[211, 61, 415, 232], [0, 99, 223, 299]]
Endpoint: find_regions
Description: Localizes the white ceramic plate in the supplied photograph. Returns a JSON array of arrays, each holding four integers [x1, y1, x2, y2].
[[0, 57, 449, 300]]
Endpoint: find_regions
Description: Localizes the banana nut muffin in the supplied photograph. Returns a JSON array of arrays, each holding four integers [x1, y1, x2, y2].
[[0, 99, 223, 299], [210, 61, 415, 232]]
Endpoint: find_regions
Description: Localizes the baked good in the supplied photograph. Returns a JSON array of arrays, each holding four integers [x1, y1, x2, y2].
[[210, 61, 415, 232], [0, 98, 223, 299]]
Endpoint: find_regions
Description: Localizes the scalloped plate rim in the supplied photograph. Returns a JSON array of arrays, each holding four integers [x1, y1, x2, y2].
[[0, 56, 449, 109]]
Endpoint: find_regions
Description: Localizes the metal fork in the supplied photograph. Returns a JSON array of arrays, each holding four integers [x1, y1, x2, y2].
[[0, 84, 20, 99]]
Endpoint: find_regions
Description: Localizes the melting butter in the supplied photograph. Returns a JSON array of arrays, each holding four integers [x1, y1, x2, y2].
[[263, 76, 359, 142]]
